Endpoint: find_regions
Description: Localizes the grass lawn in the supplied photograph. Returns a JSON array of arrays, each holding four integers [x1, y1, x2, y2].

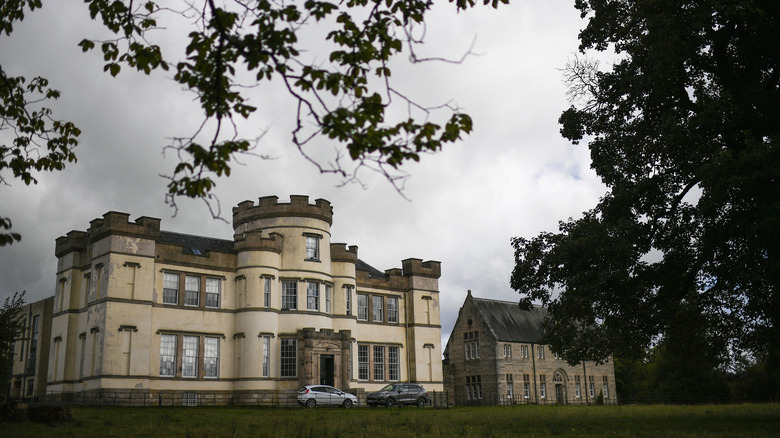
[[3, 403, 779, 437]]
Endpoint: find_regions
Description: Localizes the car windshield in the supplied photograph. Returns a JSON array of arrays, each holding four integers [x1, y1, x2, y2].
[[380, 384, 398, 392]]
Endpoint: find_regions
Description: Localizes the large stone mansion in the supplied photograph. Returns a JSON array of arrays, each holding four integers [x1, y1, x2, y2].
[[42, 195, 442, 404]]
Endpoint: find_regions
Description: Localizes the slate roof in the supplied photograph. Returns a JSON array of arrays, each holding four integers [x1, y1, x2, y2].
[[156, 232, 390, 272], [356, 259, 387, 279], [158, 231, 236, 255], [472, 296, 548, 343]]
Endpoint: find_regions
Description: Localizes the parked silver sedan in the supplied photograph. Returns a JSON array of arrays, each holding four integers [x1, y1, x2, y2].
[[298, 385, 357, 408]]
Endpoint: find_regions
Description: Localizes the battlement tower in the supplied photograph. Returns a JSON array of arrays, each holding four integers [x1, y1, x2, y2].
[[232, 195, 333, 232]]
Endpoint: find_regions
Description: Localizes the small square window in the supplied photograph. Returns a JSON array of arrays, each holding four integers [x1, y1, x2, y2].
[[205, 278, 220, 308], [357, 294, 368, 321], [325, 284, 331, 314], [372, 296, 383, 322], [204, 337, 219, 378], [387, 297, 399, 323], [182, 335, 199, 378], [183, 393, 199, 406], [280, 338, 297, 378], [160, 334, 177, 377], [305, 236, 319, 260], [345, 286, 353, 316], [264, 278, 272, 307], [185, 276, 200, 306], [163, 273, 179, 304], [358, 345, 369, 381], [307, 282, 319, 311], [282, 281, 297, 310], [373, 346, 385, 381]]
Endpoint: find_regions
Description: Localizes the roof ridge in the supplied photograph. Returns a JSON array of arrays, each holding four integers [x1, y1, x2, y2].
[[472, 295, 543, 309], [159, 230, 232, 242], [470, 294, 500, 341], [470, 293, 548, 343]]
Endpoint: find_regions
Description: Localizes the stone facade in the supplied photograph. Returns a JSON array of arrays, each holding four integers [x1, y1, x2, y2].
[[443, 291, 616, 406], [10, 297, 54, 399], [46, 195, 442, 404]]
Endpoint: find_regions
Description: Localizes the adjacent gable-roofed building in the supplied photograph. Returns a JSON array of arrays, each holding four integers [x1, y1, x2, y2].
[[443, 291, 616, 406], [46, 195, 443, 406]]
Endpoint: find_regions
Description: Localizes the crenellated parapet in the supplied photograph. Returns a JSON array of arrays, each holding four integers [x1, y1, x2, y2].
[[55, 213, 161, 259], [234, 230, 284, 253], [87, 212, 161, 242], [330, 243, 358, 263], [232, 195, 333, 229], [300, 327, 352, 343], [356, 269, 408, 290], [355, 258, 441, 290], [55, 230, 89, 258], [402, 258, 441, 279]]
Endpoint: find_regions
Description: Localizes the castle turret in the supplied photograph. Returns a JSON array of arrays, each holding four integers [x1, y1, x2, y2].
[[231, 196, 339, 387], [232, 195, 333, 231]]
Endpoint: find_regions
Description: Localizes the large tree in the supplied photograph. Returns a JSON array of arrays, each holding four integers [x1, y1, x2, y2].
[[511, 0, 779, 397], [0, 291, 25, 398], [0, 0, 505, 245]]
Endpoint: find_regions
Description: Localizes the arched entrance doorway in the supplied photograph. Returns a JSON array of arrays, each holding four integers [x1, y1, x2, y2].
[[553, 369, 568, 404]]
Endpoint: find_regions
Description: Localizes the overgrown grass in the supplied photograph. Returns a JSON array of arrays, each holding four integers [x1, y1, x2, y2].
[[4, 404, 779, 437]]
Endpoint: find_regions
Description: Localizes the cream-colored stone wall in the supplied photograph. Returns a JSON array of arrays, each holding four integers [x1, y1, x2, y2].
[[48, 313, 71, 384], [241, 216, 332, 273], [330, 260, 356, 316], [46, 197, 443, 401], [234, 310, 279, 379], [56, 251, 77, 274], [236, 250, 282, 308]]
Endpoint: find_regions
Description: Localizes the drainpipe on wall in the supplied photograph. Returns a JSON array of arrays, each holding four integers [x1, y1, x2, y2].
[[531, 342, 538, 404], [495, 340, 501, 405], [582, 362, 589, 405], [24, 306, 32, 375], [405, 291, 411, 383]]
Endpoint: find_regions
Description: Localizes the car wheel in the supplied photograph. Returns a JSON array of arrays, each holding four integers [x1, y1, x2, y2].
[[343, 399, 353, 408], [416, 397, 426, 408], [306, 398, 316, 408], [385, 398, 396, 408]]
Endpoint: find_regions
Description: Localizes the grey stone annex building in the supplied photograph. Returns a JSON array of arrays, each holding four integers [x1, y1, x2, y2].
[[9, 297, 54, 399], [443, 291, 616, 405]]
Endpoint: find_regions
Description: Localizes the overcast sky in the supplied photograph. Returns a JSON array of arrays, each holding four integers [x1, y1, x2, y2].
[[0, 1, 606, 348]]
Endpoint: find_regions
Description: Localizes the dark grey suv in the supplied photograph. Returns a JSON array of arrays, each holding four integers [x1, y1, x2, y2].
[[366, 383, 429, 407]]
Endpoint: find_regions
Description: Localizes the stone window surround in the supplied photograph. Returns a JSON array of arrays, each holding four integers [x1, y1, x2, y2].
[[156, 329, 225, 380], [279, 277, 335, 313], [356, 342, 403, 382], [356, 292, 402, 324], [258, 332, 275, 378], [160, 269, 225, 309], [466, 375, 482, 400], [280, 338, 297, 378], [344, 285, 353, 316], [303, 233, 322, 262]]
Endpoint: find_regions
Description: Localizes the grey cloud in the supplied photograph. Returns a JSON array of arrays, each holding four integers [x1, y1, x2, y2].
[[1, 2, 604, 348]]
